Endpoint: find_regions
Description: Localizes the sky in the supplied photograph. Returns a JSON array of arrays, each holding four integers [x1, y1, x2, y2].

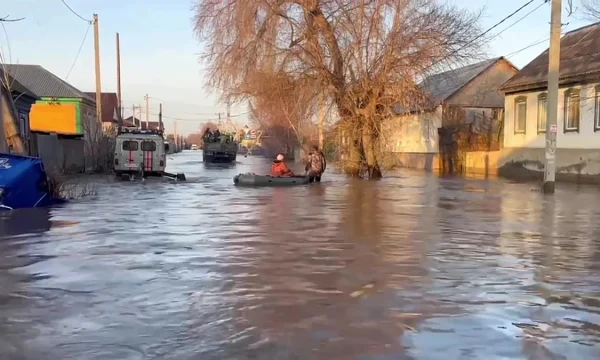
[[0, 0, 594, 135]]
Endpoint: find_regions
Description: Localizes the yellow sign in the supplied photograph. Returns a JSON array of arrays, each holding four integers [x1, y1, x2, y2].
[[30, 103, 79, 135]]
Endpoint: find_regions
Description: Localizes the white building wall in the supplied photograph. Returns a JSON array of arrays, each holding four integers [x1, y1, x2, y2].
[[387, 105, 442, 154], [504, 83, 600, 149]]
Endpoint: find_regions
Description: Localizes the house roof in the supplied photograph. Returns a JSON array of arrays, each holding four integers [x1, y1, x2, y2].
[[3, 64, 94, 101], [122, 116, 140, 128], [84, 92, 119, 123], [123, 116, 162, 130], [419, 57, 504, 103], [501, 22, 600, 93], [141, 121, 161, 131], [393, 57, 514, 114], [0, 68, 38, 100]]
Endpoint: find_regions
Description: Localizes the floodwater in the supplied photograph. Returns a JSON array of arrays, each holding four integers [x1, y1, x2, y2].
[[1, 151, 600, 360]]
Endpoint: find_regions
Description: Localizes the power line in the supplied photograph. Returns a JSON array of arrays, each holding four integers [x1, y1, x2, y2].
[[504, 26, 569, 59], [65, 22, 92, 80], [460, 0, 538, 55], [506, 37, 550, 58], [163, 111, 249, 121], [60, 0, 92, 23], [486, 1, 546, 43], [426, 0, 539, 71], [140, 110, 250, 122], [146, 96, 230, 110]]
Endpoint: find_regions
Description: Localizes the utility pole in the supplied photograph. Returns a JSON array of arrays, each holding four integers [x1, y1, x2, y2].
[[144, 94, 149, 130], [116, 32, 123, 131], [174, 120, 178, 151], [93, 14, 102, 128], [543, 0, 562, 194], [159, 103, 163, 132], [132, 104, 136, 127], [138, 104, 142, 128]]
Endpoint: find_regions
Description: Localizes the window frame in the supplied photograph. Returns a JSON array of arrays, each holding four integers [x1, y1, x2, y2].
[[141, 140, 157, 152], [537, 93, 547, 134], [514, 96, 527, 135], [563, 88, 580, 133], [122, 140, 138, 151]]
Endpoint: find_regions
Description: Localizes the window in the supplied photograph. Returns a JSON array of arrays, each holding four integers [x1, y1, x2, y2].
[[514, 96, 527, 134], [595, 86, 600, 131], [564, 88, 580, 132], [122, 141, 138, 151], [141, 141, 157, 152], [537, 93, 547, 133]]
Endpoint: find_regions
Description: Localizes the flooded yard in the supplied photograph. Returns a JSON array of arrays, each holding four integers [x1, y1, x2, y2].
[[0, 151, 599, 359]]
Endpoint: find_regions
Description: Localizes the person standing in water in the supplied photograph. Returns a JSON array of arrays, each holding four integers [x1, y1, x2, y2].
[[305, 145, 326, 182]]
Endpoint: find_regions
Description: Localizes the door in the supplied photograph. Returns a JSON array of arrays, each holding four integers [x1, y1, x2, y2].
[[119, 139, 140, 171], [140, 140, 155, 172]]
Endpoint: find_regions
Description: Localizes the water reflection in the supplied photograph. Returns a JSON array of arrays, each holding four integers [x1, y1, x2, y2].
[[0, 152, 599, 359], [0, 207, 56, 238]]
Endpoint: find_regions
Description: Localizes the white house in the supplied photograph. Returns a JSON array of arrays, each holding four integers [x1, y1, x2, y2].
[[386, 57, 519, 172], [499, 22, 600, 182]]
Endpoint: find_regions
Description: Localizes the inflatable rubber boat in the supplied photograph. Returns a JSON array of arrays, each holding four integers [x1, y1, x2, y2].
[[233, 173, 310, 186]]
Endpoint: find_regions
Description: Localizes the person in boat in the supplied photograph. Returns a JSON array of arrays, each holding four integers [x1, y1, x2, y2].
[[272, 154, 294, 177], [305, 145, 326, 182]]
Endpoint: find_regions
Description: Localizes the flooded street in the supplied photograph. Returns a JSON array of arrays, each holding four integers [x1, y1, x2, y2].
[[1, 151, 600, 359]]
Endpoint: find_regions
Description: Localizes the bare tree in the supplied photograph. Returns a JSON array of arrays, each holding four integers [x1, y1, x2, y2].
[[582, 0, 600, 19], [187, 121, 218, 147], [246, 72, 317, 157], [194, 0, 485, 178]]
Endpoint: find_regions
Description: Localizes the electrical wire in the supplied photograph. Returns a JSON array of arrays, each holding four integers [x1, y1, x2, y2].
[[426, 0, 539, 72], [65, 22, 92, 80], [60, 0, 92, 23], [505, 37, 550, 58], [147, 95, 230, 111], [153, 111, 250, 122], [486, 1, 546, 43], [455, 0, 538, 56]]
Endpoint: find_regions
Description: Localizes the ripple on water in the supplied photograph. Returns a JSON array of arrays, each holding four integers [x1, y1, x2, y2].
[[1, 153, 600, 359]]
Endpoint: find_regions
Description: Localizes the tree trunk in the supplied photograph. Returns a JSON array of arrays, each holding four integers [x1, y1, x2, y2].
[[344, 136, 362, 177], [362, 122, 382, 179]]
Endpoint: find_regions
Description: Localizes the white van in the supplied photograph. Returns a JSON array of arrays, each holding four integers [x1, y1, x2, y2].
[[114, 129, 168, 177]]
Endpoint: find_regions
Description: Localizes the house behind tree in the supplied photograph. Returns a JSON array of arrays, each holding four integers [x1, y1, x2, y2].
[[385, 57, 519, 173]]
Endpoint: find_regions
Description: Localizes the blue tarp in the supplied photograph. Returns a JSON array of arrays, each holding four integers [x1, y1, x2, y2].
[[0, 153, 59, 210]]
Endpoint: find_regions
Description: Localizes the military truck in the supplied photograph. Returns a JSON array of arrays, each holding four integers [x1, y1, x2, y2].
[[203, 132, 237, 163]]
